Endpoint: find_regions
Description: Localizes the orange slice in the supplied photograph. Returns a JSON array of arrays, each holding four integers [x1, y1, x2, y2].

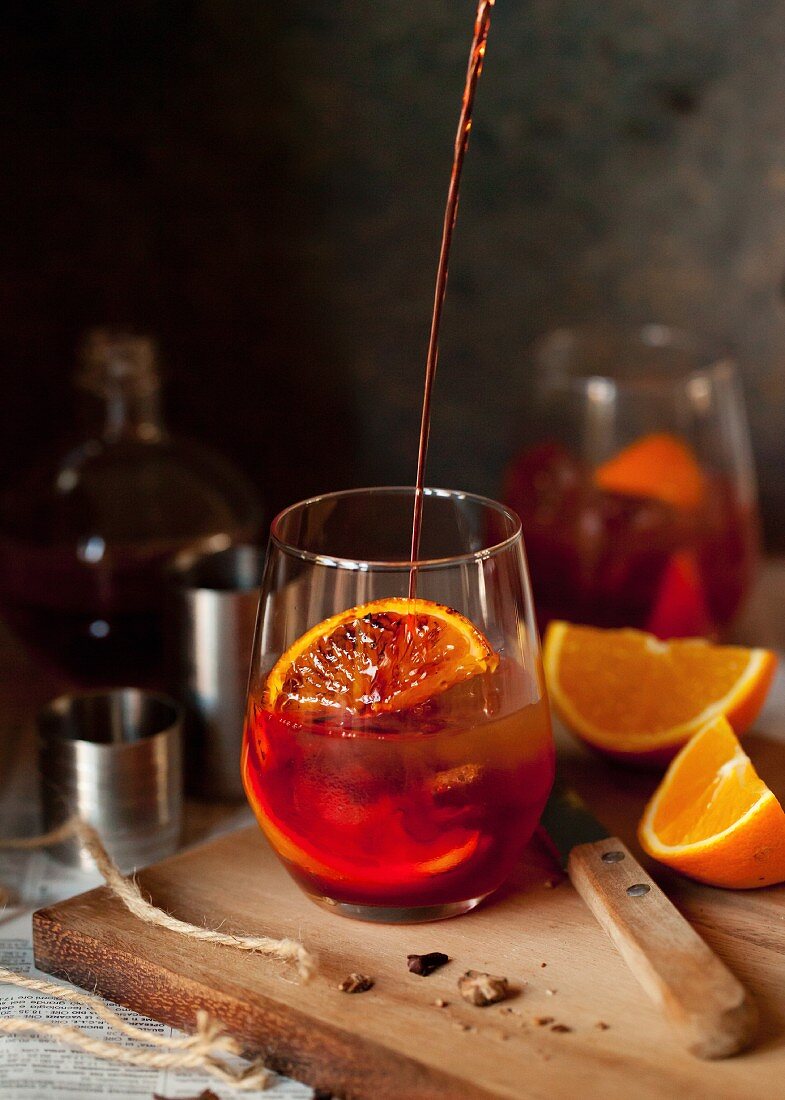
[[639, 716, 785, 888], [265, 597, 498, 716], [594, 432, 705, 509], [645, 550, 712, 639], [543, 622, 776, 766]]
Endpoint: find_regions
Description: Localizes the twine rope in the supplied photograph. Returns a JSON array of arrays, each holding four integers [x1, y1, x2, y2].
[[0, 818, 78, 850], [0, 967, 239, 1053], [0, 815, 319, 1090], [0, 1013, 269, 1089], [0, 817, 315, 981], [75, 818, 314, 980]]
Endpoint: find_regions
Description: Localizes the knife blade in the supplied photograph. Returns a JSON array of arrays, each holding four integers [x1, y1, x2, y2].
[[541, 781, 757, 1059], [540, 781, 609, 860]]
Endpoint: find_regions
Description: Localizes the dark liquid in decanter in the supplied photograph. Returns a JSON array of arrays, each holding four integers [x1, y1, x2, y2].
[[0, 330, 261, 681]]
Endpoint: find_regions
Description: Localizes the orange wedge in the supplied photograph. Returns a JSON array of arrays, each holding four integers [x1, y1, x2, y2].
[[594, 432, 705, 510], [639, 716, 785, 888], [265, 597, 497, 716], [646, 550, 712, 639], [543, 622, 776, 766]]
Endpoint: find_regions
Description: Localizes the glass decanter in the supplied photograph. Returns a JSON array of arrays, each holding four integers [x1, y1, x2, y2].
[[0, 329, 262, 681]]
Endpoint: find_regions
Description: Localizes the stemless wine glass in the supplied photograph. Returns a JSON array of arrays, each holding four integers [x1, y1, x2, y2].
[[503, 324, 761, 638], [242, 487, 554, 923]]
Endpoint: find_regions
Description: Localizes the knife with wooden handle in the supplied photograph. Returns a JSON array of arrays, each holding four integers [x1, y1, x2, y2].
[[541, 785, 758, 1059]]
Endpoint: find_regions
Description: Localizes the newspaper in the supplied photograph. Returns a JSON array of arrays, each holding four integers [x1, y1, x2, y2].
[[0, 739, 311, 1100]]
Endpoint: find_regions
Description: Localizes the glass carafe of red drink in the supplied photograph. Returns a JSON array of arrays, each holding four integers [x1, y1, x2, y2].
[[503, 325, 760, 639], [0, 329, 262, 680]]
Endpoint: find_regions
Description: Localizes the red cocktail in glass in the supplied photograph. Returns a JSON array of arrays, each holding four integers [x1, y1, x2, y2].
[[242, 488, 554, 922]]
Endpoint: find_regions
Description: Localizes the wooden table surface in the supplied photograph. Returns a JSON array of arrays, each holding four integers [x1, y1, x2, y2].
[[5, 561, 785, 1099]]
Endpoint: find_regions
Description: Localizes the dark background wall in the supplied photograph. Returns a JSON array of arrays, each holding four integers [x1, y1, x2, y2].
[[2, 1, 785, 539]]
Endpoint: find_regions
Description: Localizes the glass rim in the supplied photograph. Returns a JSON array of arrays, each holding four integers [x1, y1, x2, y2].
[[269, 486, 523, 571], [533, 323, 737, 392]]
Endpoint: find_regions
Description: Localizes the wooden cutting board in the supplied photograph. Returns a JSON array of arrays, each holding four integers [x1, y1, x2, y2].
[[32, 722, 785, 1100]]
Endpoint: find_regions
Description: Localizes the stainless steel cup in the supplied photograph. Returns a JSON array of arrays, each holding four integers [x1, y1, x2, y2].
[[37, 689, 183, 872], [166, 544, 264, 800]]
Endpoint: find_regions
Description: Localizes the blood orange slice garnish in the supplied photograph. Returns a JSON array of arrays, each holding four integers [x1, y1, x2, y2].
[[264, 597, 498, 716]]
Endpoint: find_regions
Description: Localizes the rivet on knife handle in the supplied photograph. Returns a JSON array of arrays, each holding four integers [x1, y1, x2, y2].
[[567, 837, 758, 1060]]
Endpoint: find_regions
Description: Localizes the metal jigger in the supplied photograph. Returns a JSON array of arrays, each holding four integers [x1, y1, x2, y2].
[[166, 544, 264, 800], [37, 689, 183, 873]]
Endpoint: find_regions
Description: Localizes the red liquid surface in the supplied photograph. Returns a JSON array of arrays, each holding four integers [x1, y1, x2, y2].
[[242, 670, 553, 909], [504, 442, 759, 638]]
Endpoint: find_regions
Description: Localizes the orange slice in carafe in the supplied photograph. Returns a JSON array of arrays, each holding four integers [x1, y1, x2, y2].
[[594, 432, 706, 510], [264, 597, 498, 716]]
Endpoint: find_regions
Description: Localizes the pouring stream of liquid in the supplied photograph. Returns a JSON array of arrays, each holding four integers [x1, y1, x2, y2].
[[408, 0, 496, 598]]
